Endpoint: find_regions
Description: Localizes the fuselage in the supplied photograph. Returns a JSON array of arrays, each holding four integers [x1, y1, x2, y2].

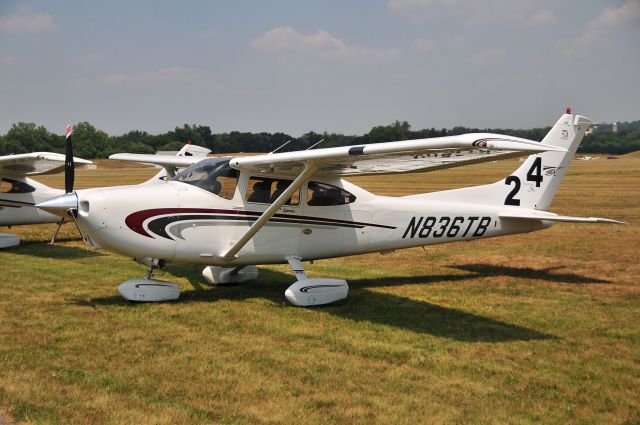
[[74, 163, 548, 266]]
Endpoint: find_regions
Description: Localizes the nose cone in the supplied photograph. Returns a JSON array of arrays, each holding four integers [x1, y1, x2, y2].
[[35, 192, 78, 216]]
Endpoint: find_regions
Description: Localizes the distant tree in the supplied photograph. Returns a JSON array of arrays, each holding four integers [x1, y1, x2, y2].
[[72, 122, 109, 159], [368, 120, 411, 144], [1, 119, 638, 157], [0, 122, 56, 155]]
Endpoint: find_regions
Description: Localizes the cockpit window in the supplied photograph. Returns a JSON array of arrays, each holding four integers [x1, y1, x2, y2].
[[245, 177, 300, 205], [307, 181, 356, 206], [172, 158, 238, 200], [0, 178, 35, 194]]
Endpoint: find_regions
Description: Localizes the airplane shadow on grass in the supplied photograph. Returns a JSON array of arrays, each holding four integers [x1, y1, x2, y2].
[[450, 264, 610, 284], [71, 263, 583, 343]]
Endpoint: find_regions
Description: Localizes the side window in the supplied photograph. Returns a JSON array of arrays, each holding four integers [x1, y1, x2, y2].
[[307, 182, 356, 206], [245, 177, 300, 205], [0, 178, 35, 194]]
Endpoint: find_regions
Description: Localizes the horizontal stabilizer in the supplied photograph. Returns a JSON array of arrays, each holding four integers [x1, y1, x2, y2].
[[500, 211, 626, 225]]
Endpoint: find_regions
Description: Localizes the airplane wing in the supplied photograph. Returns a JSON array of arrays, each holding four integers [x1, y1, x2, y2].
[[0, 152, 92, 177], [109, 144, 212, 178], [108, 153, 202, 168], [228, 133, 567, 177]]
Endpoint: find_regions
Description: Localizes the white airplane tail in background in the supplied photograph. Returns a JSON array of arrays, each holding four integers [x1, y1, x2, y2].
[[412, 110, 592, 212]]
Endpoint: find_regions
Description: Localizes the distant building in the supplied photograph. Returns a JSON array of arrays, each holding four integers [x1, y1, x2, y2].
[[612, 122, 618, 133]]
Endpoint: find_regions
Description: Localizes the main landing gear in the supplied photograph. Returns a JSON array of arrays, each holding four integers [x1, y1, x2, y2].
[[284, 256, 348, 306]]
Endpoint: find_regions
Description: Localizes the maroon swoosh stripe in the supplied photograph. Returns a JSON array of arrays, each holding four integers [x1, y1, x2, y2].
[[125, 208, 395, 238]]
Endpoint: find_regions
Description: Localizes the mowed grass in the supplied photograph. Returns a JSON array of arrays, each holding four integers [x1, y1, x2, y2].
[[0, 156, 639, 424]]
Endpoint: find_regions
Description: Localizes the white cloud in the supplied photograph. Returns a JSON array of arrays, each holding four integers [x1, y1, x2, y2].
[[555, 28, 608, 57], [251, 26, 399, 61], [592, 1, 640, 28], [0, 7, 58, 34], [470, 48, 506, 66], [556, 1, 640, 57], [252, 27, 347, 54]]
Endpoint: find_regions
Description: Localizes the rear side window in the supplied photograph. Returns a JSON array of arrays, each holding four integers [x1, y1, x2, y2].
[[307, 182, 356, 206], [0, 178, 35, 194], [245, 177, 300, 205]]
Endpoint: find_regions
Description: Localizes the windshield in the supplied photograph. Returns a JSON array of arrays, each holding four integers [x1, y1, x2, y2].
[[172, 158, 239, 200]]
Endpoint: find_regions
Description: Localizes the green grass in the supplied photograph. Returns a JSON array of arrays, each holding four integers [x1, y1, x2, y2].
[[0, 156, 639, 424]]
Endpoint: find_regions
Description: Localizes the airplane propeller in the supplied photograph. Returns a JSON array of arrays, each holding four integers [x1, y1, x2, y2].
[[37, 125, 87, 247], [64, 124, 74, 193]]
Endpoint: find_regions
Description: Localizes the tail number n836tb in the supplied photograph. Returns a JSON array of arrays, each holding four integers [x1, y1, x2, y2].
[[402, 216, 492, 239]]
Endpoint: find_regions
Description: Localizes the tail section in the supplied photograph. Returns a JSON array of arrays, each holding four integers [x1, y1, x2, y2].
[[414, 111, 591, 211], [504, 112, 591, 210]]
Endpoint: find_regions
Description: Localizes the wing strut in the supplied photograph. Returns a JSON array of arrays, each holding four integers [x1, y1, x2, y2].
[[219, 161, 319, 260]]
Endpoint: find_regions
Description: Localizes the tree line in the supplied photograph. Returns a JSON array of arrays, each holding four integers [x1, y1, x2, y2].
[[0, 119, 638, 159]]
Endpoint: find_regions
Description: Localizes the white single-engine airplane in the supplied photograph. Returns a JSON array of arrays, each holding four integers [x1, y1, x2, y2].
[[0, 151, 92, 248], [36, 110, 624, 306]]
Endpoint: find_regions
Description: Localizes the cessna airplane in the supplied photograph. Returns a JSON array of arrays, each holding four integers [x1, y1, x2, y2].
[[0, 152, 92, 248], [36, 110, 624, 306]]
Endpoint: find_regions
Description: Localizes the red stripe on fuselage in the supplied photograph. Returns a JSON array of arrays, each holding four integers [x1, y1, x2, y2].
[[125, 207, 395, 238]]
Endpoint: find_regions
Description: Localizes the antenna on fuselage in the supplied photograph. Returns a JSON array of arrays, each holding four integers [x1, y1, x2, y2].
[[306, 138, 325, 150], [270, 140, 292, 154]]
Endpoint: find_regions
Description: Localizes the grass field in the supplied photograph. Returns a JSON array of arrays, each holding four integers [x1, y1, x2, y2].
[[0, 156, 639, 424]]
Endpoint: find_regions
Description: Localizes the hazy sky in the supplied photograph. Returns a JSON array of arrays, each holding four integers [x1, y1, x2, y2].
[[1, 1, 639, 136]]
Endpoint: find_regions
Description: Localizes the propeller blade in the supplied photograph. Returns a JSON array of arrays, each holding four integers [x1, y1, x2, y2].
[[65, 124, 74, 193]]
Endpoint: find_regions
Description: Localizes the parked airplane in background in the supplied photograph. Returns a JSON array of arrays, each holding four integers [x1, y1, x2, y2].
[[0, 143, 210, 248], [36, 110, 624, 306], [0, 152, 92, 248]]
